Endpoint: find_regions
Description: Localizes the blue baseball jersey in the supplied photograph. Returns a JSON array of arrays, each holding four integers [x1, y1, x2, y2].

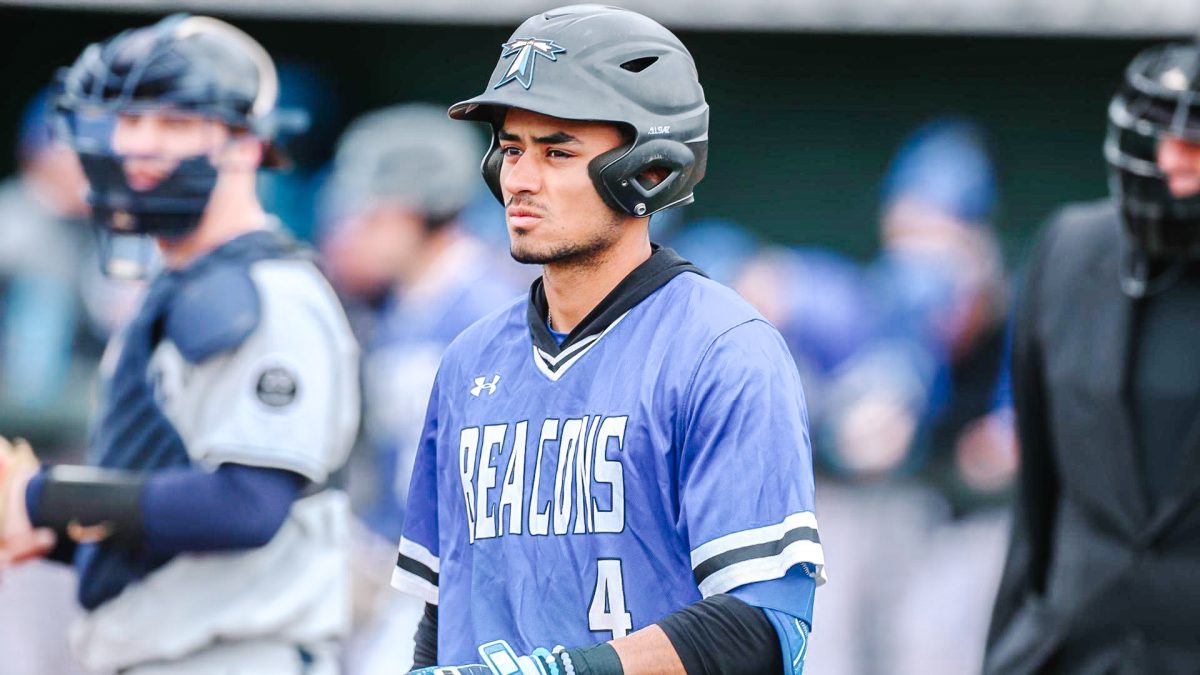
[[392, 248, 825, 662]]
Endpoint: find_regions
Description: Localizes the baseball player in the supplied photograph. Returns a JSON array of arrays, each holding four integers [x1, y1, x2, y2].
[[389, 6, 825, 674], [0, 14, 359, 674]]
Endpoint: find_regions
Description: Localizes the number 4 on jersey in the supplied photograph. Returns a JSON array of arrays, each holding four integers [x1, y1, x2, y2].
[[589, 559, 633, 639]]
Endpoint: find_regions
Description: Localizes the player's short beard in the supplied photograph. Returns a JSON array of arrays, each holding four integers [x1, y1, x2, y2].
[[509, 208, 624, 267]]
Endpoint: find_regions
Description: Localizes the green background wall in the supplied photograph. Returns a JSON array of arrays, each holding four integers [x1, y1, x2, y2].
[[0, 7, 1160, 259]]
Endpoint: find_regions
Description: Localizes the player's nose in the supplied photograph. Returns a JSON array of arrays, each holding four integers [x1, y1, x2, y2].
[[500, 151, 542, 196]]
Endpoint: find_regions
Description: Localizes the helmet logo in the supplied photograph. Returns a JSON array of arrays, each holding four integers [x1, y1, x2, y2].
[[494, 38, 566, 90]]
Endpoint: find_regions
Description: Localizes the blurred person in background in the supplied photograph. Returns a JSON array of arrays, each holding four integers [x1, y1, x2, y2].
[[0, 90, 97, 448], [0, 90, 154, 446], [666, 217, 760, 286], [0, 14, 359, 674], [318, 103, 522, 674], [260, 60, 345, 244], [872, 118, 1015, 516], [792, 117, 1014, 675], [0, 86, 157, 675], [840, 117, 1014, 488], [988, 39, 1200, 674], [0, 89, 99, 675]]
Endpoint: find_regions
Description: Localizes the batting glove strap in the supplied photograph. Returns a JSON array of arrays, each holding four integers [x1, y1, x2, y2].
[[415, 639, 623, 675], [527, 643, 624, 675]]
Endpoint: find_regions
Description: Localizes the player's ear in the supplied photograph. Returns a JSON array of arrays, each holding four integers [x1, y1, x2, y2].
[[216, 130, 265, 171]]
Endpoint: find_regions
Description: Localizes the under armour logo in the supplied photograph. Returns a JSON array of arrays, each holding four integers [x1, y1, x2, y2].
[[471, 375, 501, 397]]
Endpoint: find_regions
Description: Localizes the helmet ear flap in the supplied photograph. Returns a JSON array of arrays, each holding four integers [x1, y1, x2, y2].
[[480, 127, 706, 217], [481, 132, 504, 204], [587, 144, 634, 215], [589, 138, 699, 217]]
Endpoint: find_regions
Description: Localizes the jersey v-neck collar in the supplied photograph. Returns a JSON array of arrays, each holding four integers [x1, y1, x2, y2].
[[526, 244, 704, 381]]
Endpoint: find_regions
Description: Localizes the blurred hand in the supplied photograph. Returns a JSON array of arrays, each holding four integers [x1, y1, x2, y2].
[[954, 409, 1018, 493], [0, 527, 56, 567], [833, 394, 918, 477], [0, 437, 54, 569]]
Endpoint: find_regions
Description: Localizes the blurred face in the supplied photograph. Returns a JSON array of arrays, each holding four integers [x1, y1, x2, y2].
[[1158, 135, 1200, 198], [881, 195, 1004, 353], [110, 111, 232, 191], [23, 142, 89, 217], [497, 108, 626, 265], [322, 204, 426, 298]]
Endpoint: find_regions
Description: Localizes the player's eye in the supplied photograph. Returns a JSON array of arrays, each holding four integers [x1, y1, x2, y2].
[[546, 148, 574, 159], [501, 146, 522, 158], [160, 117, 194, 130]]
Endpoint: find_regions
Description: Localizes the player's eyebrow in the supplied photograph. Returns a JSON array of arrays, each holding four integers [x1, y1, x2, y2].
[[498, 129, 581, 145], [533, 131, 580, 145]]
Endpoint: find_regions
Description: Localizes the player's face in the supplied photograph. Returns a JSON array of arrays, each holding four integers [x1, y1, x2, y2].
[[322, 204, 427, 297], [1157, 135, 1200, 198], [497, 109, 626, 265], [111, 111, 231, 191]]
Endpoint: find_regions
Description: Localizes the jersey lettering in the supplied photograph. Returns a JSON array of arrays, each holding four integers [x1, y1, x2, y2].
[[458, 427, 481, 544], [475, 424, 506, 540], [457, 415, 628, 542], [498, 420, 528, 536]]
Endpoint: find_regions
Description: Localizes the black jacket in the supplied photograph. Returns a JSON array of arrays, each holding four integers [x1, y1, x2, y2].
[[986, 200, 1200, 675]]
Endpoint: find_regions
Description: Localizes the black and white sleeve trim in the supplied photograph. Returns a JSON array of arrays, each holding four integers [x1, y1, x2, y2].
[[391, 537, 440, 605], [690, 511, 826, 597]]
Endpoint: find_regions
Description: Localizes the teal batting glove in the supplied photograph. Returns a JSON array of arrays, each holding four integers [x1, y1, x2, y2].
[[409, 640, 553, 675]]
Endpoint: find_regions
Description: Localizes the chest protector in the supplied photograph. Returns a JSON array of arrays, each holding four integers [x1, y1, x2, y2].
[[77, 229, 304, 610]]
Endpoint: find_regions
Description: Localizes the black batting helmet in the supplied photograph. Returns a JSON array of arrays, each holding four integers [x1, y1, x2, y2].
[[449, 4, 708, 218]]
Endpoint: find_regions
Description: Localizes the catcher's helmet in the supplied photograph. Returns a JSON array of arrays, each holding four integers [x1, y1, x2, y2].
[[449, 4, 708, 218], [54, 14, 304, 245], [1106, 41, 1200, 264]]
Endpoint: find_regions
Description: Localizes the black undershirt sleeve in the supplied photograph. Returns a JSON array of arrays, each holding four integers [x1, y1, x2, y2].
[[657, 593, 782, 675], [412, 602, 439, 669], [411, 594, 780, 674]]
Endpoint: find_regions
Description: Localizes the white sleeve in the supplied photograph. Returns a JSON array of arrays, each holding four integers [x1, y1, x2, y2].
[[177, 261, 360, 483]]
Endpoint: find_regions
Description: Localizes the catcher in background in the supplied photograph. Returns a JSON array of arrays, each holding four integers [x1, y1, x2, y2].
[[0, 14, 359, 674], [987, 38, 1200, 674]]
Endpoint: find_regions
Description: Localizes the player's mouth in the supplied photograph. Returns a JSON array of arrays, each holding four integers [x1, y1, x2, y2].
[[506, 206, 545, 229], [123, 159, 175, 192]]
